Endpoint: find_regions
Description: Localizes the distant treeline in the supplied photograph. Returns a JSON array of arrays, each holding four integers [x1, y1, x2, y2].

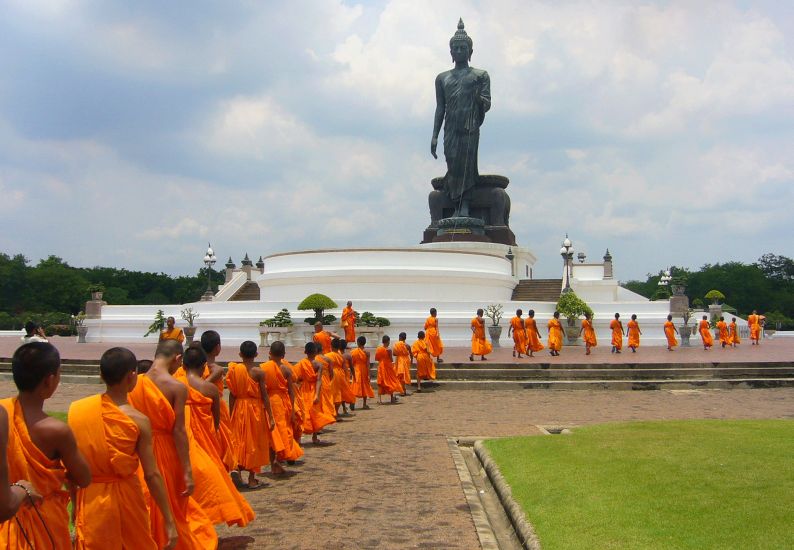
[[0, 253, 225, 331], [623, 253, 794, 329]]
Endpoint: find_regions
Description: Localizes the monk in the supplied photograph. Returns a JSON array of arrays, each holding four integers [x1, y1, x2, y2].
[[0, 342, 91, 549], [351, 337, 374, 409], [340, 301, 358, 343], [127, 340, 218, 550], [340, 339, 356, 410], [508, 309, 527, 358], [326, 338, 356, 417], [393, 333, 413, 396], [610, 313, 624, 354], [664, 315, 679, 350], [178, 345, 254, 527], [699, 315, 714, 350], [313, 351, 337, 420], [227, 341, 278, 486], [0, 407, 41, 523], [424, 308, 444, 362], [69, 347, 177, 550], [292, 343, 336, 444], [199, 330, 236, 471], [412, 331, 436, 391], [547, 311, 565, 357], [524, 310, 544, 357], [627, 314, 641, 352], [579, 312, 597, 355], [716, 316, 730, 348], [470, 308, 493, 361], [376, 336, 402, 404], [313, 322, 340, 354], [748, 310, 761, 345], [137, 359, 153, 374], [160, 317, 185, 343], [261, 341, 304, 466], [729, 317, 741, 347]]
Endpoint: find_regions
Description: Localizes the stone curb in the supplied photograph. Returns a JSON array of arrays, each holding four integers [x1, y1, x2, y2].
[[474, 440, 542, 550]]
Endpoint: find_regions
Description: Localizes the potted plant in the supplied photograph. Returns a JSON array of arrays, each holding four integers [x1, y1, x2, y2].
[[705, 290, 725, 305], [259, 308, 294, 346], [72, 312, 87, 343], [355, 311, 391, 344], [181, 307, 199, 344], [556, 291, 593, 345], [87, 283, 106, 301], [144, 309, 167, 338], [297, 294, 338, 326], [484, 304, 504, 347], [679, 307, 695, 347]]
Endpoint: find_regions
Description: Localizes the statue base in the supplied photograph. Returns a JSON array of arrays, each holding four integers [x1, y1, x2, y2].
[[433, 217, 489, 242]]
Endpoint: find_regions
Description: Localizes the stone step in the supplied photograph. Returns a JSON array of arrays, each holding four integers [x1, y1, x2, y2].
[[414, 379, 794, 390], [511, 278, 562, 302], [433, 361, 794, 371], [229, 281, 261, 301], [430, 367, 794, 381]]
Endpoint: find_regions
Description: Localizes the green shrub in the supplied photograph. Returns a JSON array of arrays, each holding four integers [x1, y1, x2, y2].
[[297, 294, 338, 325], [144, 309, 166, 337], [705, 289, 725, 304], [260, 309, 294, 327], [556, 291, 593, 319], [87, 282, 106, 293], [303, 314, 337, 326], [45, 324, 74, 337], [357, 311, 391, 327]]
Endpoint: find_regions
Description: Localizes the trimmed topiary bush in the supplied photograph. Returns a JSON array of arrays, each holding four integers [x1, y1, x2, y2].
[[298, 294, 338, 325], [556, 291, 594, 320]]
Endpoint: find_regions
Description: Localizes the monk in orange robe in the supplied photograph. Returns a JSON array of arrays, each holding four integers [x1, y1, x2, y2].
[[729, 317, 740, 347], [393, 332, 413, 395], [261, 341, 304, 465], [424, 308, 444, 362], [470, 309, 493, 361], [0, 406, 40, 523], [748, 310, 761, 345], [312, 322, 340, 354], [340, 301, 358, 343], [579, 313, 597, 355], [227, 341, 278, 485], [178, 345, 254, 527], [524, 310, 545, 356], [292, 343, 336, 444], [547, 311, 565, 356], [664, 315, 679, 350], [314, 352, 337, 420], [610, 313, 624, 354], [412, 331, 436, 391], [160, 316, 185, 343], [340, 339, 356, 408], [326, 338, 356, 417], [376, 336, 402, 403], [698, 315, 714, 350], [716, 316, 730, 348], [351, 336, 374, 408], [70, 347, 177, 550], [127, 340, 218, 550], [0, 342, 92, 549], [627, 314, 641, 352], [508, 309, 527, 358], [198, 330, 237, 471]]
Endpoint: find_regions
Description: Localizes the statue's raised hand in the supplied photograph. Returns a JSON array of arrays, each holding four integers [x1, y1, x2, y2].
[[431, 137, 438, 159]]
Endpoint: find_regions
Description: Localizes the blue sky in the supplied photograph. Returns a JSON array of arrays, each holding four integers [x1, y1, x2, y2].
[[1, 0, 792, 281]]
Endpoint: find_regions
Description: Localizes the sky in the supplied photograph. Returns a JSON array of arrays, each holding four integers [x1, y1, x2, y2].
[[1, 0, 792, 282]]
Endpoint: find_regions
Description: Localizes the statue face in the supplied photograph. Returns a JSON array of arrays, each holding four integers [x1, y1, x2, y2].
[[450, 41, 471, 63]]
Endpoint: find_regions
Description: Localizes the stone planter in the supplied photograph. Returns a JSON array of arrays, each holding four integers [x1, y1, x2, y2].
[[488, 325, 502, 348], [357, 328, 383, 347], [76, 326, 88, 344], [679, 325, 692, 347], [91, 291, 104, 301], [259, 326, 289, 347], [565, 318, 582, 346], [184, 326, 197, 345]]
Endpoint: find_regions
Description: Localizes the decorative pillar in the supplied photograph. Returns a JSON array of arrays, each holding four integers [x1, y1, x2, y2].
[[224, 257, 236, 283], [603, 249, 613, 279], [241, 253, 253, 280]]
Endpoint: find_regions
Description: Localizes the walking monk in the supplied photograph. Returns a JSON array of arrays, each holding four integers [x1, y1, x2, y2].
[[729, 317, 740, 347], [547, 311, 565, 357], [717, 316, 731, 348], [351, 337, 374, 409], [508, 309, 527, 358], [699, 315, 714, 350], [313, 323, 340, 354], [376, 336, 402, 404], [261, 341, 304, 466], [178, 345, 254, 527], [326, 339, 356, 417], [393, 333, 413, 396], [579, 312, 597, 355], [200, 331, 236, 471], [748, 310, 761, 345], [664, 315, 679, 351], [341, 301, 358, 344], [424, 308, 445, 363], [0, 406, 41, 523], [627, 314, 642, 352], [610, 313, 624, 354], [412, 331, 436, 391], [127, 340, 218, 550], [470, 309, 493, 361], [69, 347, 177, 550], [0, 342, 92, 549], [292, 343, 336, 444], [313, 349, 337, 420], [227, 341, 278, 486], [525, 310, 544, 357]]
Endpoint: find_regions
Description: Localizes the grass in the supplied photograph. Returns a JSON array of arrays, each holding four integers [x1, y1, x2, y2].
[[49, 411, 68, 422], [485, 420, 794, 550]]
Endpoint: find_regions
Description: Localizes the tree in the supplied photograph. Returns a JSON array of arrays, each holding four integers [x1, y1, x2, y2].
[[757, 254, 794, 281], [297, 294, 338, 325]]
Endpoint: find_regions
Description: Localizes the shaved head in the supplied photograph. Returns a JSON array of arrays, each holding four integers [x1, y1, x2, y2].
[[155, 339, 183, 359]]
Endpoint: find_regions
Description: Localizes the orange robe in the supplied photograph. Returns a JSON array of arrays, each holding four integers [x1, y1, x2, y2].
[[69, 394, 157, 549], [699, 319, 714, 348], [510, 316, 527, 354], [664, 321, 678, 348], [261, 360, 303, 462], [350, 348, 374, 398], [610, 319, 623, 349], [748, 314, 761, 340], [127, 377, 218, 550], [524, 318, 545, 352], [326, 352, 356, 406], [547, 319, 563, 351], [424, 316, 444, 357], [393, 341, 412, 385], [160, 327, 185, 343], [0, 398, 70, 550], [226, 362, 271, 471], [313, 331, 332, 354], [290, 375, 306, 442], [375, 346, 402, 395], [729, 322, 740, 344], [470, 317, 493, 356], [341, 307, 357, 342], [291, 359, 336, 434], [175, 374, 254, 527], [627, 320, 640, 348], [582, 319, 597, 347], [314, 355, 337, 419], [717, 321, 730, 345], [412, 339, 436, 381]]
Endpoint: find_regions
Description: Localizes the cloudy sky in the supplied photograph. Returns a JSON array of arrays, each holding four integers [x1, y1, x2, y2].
[[1, 0, 792, 281]]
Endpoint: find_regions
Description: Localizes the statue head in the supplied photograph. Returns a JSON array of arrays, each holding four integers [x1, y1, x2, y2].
[[449, 18, 473, 62]]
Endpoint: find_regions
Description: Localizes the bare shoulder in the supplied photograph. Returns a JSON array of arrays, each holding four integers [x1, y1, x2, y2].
[[193, 377, 219, 399], [250, 366, 264, 380], [120, 404, 151, 432]]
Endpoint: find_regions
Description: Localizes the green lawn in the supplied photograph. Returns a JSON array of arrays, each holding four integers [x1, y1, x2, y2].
[[485, 420, 794, 549], [49, 411, 68, 422]]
